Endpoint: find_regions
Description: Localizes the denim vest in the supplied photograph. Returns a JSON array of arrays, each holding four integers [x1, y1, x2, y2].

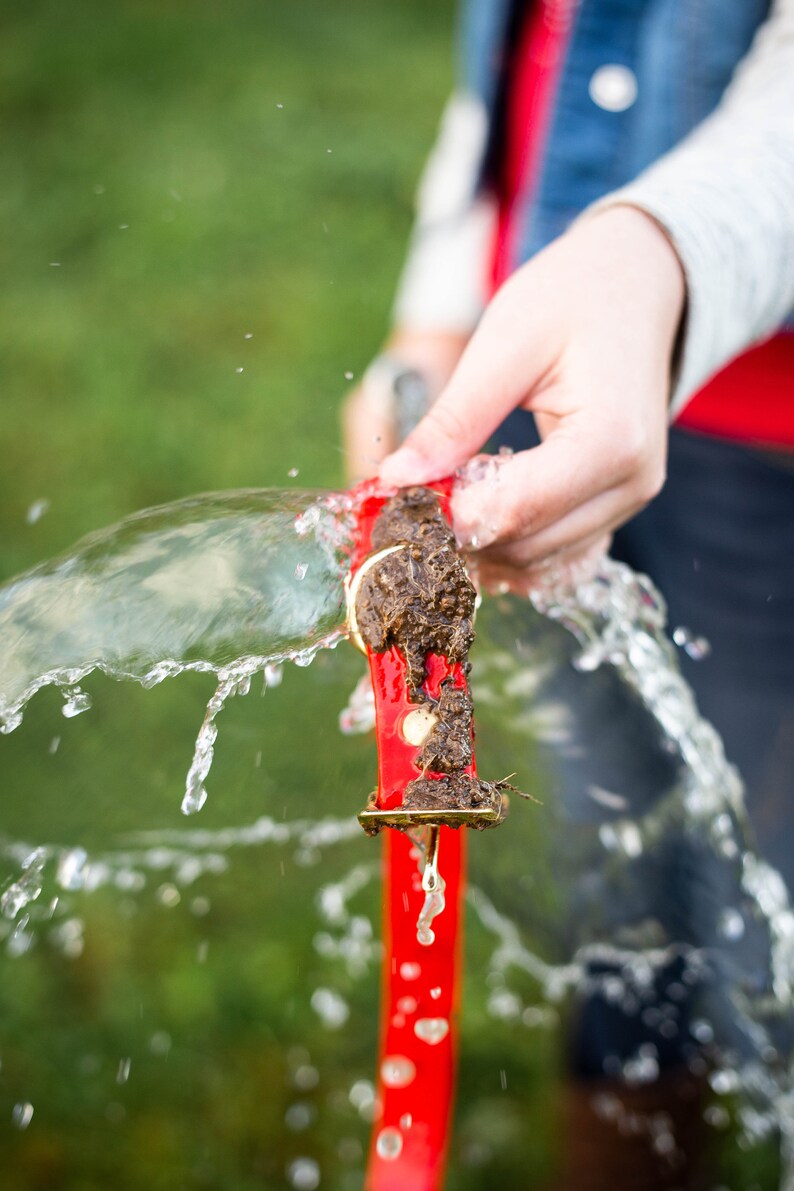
[[460, 0, 772, 270]]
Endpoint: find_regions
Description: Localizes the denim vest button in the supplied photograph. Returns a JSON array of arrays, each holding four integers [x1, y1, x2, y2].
[[588, 64, 638, 112]]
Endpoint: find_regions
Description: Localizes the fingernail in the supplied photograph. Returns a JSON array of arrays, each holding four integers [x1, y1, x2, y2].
[[379, 447, 432, 485]]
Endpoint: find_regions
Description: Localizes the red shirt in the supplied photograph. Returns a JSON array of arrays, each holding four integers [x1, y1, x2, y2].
[[492, 0, 794, 451]]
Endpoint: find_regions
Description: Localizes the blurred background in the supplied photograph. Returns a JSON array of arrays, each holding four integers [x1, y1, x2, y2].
[[0, 3, 563, 1189], [1, 0, 456, 570], [0, 3, 778, 1189]]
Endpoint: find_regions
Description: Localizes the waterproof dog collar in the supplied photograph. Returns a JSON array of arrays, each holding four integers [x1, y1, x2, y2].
[[345, 478, 504, 1191]]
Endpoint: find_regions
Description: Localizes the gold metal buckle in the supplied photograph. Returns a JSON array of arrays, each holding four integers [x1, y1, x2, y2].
[[357, 791, 508, 836], [344, 543, 408, 655]]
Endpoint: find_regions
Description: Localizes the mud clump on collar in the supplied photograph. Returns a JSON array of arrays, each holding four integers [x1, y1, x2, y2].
[[353, 487, 512, 823], [402, 774, 509, 817], [418, 683, 473, 773], [355, 487, 476, 698]]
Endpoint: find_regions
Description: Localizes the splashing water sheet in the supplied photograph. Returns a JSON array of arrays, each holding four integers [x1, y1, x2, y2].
[[0, 485, 793, 1187]]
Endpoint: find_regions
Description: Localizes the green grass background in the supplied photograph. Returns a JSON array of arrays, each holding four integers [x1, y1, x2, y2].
[[0, 3, 779, 1188], [0, 4, 566, 1188], [0, 0, 459, 571]]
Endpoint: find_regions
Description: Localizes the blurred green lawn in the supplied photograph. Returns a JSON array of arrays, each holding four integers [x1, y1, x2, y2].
[[0, 0, 457, 574], [0, 4, 566, 1189], [0, 4, 778, 1189]]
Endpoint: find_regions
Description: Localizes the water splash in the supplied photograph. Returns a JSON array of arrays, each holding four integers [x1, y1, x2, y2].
[[182, 675, 235, 814], [0, 488, 355, 740], [2, 492, 794, 1170], [1, 848, 47, 919], [0, 488, 356, 818], [411, 830, 446, 947]]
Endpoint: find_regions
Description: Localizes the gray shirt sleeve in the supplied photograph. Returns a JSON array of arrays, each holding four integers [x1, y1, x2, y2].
[[391, 92, 495, 334], [589, 0, 794, 414]]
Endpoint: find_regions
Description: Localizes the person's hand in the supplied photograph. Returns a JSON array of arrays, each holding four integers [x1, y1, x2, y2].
[[341, 329, 469, 483], [379, 206, 686, 593]]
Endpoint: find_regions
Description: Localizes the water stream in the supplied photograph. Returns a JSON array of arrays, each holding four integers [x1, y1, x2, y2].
[[1, 486, 792, 1187]]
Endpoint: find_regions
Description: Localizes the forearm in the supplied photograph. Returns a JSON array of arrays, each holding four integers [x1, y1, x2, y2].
[[391, 91, 495, 335]]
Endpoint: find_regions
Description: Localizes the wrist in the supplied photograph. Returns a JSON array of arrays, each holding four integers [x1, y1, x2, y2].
[[587, 205, 686, 323]]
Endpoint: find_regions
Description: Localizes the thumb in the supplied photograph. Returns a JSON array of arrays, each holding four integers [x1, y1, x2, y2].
[[378, 399, 486, 487], [379, 302, 544, 486]]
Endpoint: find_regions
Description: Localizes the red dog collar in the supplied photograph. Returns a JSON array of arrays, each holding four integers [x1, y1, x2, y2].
[[345, 479, 500, 1190]]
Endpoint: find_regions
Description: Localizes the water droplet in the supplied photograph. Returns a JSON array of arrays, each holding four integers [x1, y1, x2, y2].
[[235, 366, 244, 374], [182, 676, 236, 815], [294, 505, 320, 535], [396, 996, 417, 1015], [157, 884, 180, 907], [344, 371, 354, 381], [276, 102, 284, 109], [718, 906, 745, 941], [710, 1068, 739, 1095], [292, 649, 315, 668], [310, 987, 349, 1029], [293, 1064, 319, 1091], [1, 710, 23, 734], [338, 674, 375, 735], [691, 1018, 714, 1045], [488, 989, 522, 1020], [399, 1113, 413, 1130], [26, 498, 50, 525], [2, 849, 47, 919], [294, 563, 308, 581], [599, 822, 643, 858], [413, 1017, 449, 1046], [417, 879, 445, 946], [429, 986, 442, 1000], [704, 1105, 730, 1130], [288, 467, 300, 478], [118, 223, 129, 230], [349, 1079, 375, 1118], [182, 783, 208, 815], [61, 686, 92, 718], [149, 1031, 171, 1056], [116, 1058, 131, 1084], [623, 1050, 659, 1085], [48, 915, 83, 959], [244, 332, 253, 339], [380, 1055, 416, 1088], [285, 1102, 315, 1132], [652, 1130, 676, 1157], [399, 962, 421, 981], [672, 626, 711, 660], [48, 735, 60, 754], [264, 662, 283, 687], [57, 847, 88, 891], [12, 1103, 33, 1130], [376, 1127, 403, 1162], [287, 1157, 320, 1189]]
